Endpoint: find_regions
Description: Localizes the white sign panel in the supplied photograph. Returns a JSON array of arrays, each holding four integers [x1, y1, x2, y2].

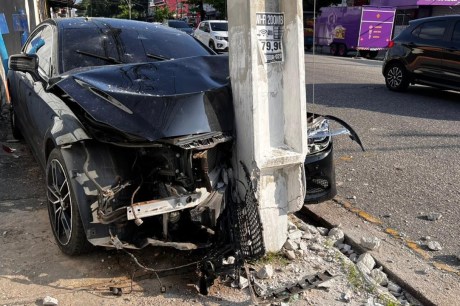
[[256, 12, 284, 64]]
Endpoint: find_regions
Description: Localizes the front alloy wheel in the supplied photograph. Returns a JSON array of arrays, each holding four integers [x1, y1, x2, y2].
[[385, 63, 409, 91], [46, 149, 90, 255]]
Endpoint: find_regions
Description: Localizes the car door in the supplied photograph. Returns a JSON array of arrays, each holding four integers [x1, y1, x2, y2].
[[195, 22, 207, 43], [13, 26, 47, 152], [406, 19, 448, 82], [203, 22, 211, 45], [20, 24, 57, 168], [441, 19, 460, 87]]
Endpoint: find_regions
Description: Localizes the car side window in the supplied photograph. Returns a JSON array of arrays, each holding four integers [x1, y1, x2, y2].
[[451, 21, 460, 43], [23, 25, 53, 78], [204, 23, 210, 33], [413, 20, 447, 40], [199, 22, 205, 31]]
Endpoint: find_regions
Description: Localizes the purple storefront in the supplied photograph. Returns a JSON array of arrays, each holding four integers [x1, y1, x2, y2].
[[370, 0, 460, 36]]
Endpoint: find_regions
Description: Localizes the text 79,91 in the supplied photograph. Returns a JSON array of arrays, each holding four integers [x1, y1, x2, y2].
[[261, 41, 282, 52]]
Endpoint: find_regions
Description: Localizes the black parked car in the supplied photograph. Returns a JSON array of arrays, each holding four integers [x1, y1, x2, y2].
[[383, 15, 460, 92], [162, 19, 194, 35], [8, 18, 361, 255]]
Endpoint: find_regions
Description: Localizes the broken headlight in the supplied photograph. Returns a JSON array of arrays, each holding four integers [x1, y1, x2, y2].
[[307, 118, 331, 154]]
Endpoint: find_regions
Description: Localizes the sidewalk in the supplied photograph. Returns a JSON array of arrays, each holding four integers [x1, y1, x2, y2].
[[305, 197, 460, 306]]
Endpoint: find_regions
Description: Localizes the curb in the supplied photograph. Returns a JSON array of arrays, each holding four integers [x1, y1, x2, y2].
[[302, 198, 460, 306]]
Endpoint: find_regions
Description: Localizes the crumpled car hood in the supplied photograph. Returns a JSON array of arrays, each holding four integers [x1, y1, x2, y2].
[[56, 55, 233, 142]]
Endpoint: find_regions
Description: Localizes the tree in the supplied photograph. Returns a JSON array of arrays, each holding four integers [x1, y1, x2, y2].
[[153, 6, 174, 22], [78, 0, 147, 19], [78, 0, 118, 17]]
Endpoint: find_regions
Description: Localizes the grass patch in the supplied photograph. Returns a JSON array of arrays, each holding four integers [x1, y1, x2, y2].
[[345, 261, 365, 290], [255, 252, 290, 267]]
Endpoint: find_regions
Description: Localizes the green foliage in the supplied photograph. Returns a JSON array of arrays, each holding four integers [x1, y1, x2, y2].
[[78, 0, 118, 17], [153, 6, 174, 22], [255, 252, 289, 267], [117, 3, 139, 19], [77, 0, 148, 19], [345, 261, 365, 290]]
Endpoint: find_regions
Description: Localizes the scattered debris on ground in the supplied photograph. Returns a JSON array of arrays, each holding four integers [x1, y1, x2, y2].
[[226, 214, 423, 306]]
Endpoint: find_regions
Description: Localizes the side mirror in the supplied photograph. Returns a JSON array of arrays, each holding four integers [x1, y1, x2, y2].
[[9, 54, 39, 79]]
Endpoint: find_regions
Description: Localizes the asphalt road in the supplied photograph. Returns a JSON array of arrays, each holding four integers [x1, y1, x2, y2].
[[304, 53, 460, 266]]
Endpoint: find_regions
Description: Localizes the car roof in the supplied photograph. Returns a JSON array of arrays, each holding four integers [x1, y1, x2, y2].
[[54, 17, 166, 31], [409, 14, 460, 25], [206, 20, 227, 23]]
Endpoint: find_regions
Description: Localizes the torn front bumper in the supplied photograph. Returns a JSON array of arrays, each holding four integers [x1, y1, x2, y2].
[[304, 142, 337, 204]]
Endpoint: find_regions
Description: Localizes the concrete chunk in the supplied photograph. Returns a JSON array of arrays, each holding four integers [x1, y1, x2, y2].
[[43, 296, 58, 306], [370, 268, 388, 286], [256, 264, 274, 279], [357, 253, 375, 271], [288, 230, 303, 241], [285, 250, 296, 260], [328, 227, 345, 244], [361, 236, 381, 250], [283, 239, 298, 251]]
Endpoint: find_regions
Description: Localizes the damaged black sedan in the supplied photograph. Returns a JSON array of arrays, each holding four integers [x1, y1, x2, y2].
[[8, 18, 361, 256], [8, 18, 234, 255]]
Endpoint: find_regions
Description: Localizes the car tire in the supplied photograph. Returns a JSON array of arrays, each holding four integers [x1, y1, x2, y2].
[[338, 44, 347, 57], [385, 62, 410, 92], [46, 148, 91, 255], [359, 50, 369, 58], [330, 43, 338, 56], [368, 51, 378, 59], [9, 104, 23, 140]]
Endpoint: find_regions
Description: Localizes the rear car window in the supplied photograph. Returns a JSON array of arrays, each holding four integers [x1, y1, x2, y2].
[[452, 21, 460, 42], [60, 24, 211, 73], [210, 22, 228, 31], [168, 20, 190, 29], [412, 20, 447, 40]]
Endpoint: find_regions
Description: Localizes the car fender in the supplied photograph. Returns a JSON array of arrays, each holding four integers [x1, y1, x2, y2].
[[59, 142, 128, 241], [40, 90, 91, 146]]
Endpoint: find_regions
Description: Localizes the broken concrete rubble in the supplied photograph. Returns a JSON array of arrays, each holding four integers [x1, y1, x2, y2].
[[256, 264, 274, 279], [360, 236, 381, 250], [299, 223, 320, 235], [317, 227, 329, 236], [285, 250, 296, 260], [357, 253, 376, 271], [427, 241, 442, 251], [43, 296, 58, 306], [288, 230, 303, 241], [225, 215, 420, 305], [387, 281, 402, 294], [328, 227, 345, 244], [370, 268, 389, 286], [426, 213, 442, 221], [283, 239, 298, 251]]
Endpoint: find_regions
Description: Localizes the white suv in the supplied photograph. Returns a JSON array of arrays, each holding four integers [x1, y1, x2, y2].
[[193, 20, 228, 52]]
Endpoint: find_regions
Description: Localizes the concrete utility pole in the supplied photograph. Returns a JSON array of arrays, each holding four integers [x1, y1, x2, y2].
[[228, 0, 307, 252]]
